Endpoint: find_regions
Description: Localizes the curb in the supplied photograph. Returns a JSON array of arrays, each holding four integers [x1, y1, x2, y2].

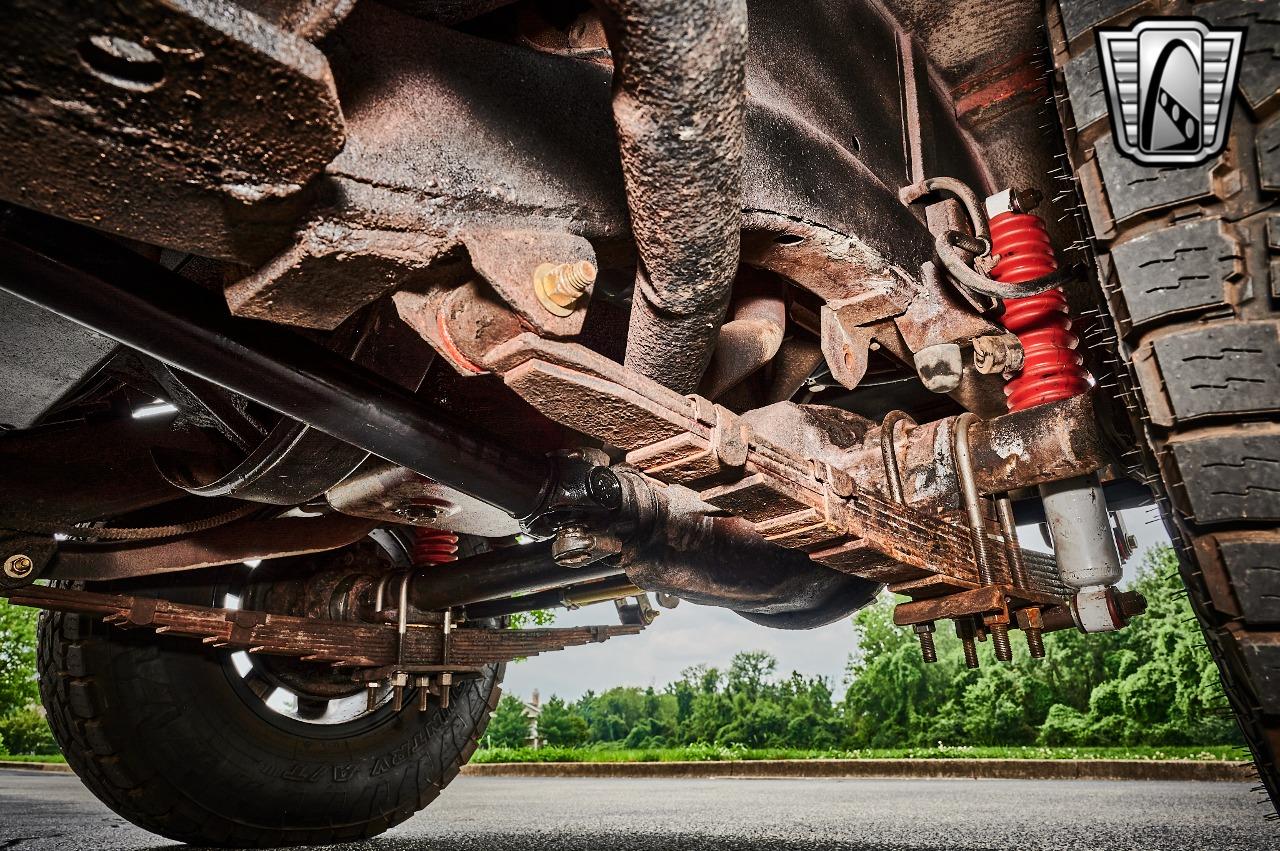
[[461, 758, 1252, 782], [0, 760, 71, 773], [0, 758, 1250, 782]]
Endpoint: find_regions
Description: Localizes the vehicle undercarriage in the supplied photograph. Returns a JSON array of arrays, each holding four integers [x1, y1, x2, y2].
[[0, 0, 1276, 844]]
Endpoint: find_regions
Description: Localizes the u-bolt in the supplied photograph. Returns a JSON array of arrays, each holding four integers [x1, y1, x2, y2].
[[952, 412, 993, 587], [880, 410, 916, 505]]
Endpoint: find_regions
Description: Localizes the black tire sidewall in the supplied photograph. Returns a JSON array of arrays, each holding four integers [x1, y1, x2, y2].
[[88, 630, 493, 829], [39, 570, 502, 843]]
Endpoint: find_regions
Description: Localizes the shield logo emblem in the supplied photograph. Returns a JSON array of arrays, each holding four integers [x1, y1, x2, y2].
[[1096, 18, 1245, 166]]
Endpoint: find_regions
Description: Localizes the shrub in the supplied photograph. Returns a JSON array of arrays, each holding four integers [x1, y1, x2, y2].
[[0, 707, 56, 755], [1088, 680, 1123, 718], [1038, 704, 1088, 746]]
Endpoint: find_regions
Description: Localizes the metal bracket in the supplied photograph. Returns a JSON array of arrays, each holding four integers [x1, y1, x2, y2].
[[615, 593, 657, 626], [710, 404, 750, 468]]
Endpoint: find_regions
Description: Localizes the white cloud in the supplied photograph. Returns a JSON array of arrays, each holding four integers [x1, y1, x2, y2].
[[501, 597, 862, 702]]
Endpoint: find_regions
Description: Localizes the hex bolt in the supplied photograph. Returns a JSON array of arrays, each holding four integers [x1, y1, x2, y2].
[[439, 672, 453, 710], [913, 622, 938, 663], [3, 554, 34, 580], [416, 675, 432, 712], [955, 619, 980, 669], [365, 681, 380, 713], [390, 672, 408, 712], [990, 623, 1013, 663], [534, 260, 597, 317], [1025, 627, 1046, 659]]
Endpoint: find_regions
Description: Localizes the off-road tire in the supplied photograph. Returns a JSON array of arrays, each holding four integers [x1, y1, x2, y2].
[[37, 591, 504, 847], [1050, 0, 1280, 805]]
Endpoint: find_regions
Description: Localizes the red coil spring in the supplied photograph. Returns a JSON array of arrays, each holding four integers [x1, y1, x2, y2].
[[990, 211, 1092, 412], [412, 528, 459, 567]]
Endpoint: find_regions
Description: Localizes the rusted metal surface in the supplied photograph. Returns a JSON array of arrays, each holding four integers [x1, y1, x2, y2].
[[893, 585, 1059, 626], [470, 330, 1061, 600], [225, 223, 460, 331], [394, 282, 526, 375], [612, 471, 880, 625], [207, 0, 989, 351], [699, 272, 786, 400], [43, 514, 379, 582], [0, 0, 1148, 686], [463, 229, 598, 337], [762, 336, 825, 404], [838, 391, 1111, 509], [238, 0, 356, 40], [326, 460, 521, 538], [0, 0, 345, 265], [599, 0, 746, 394], [4, 583, 641, 669]]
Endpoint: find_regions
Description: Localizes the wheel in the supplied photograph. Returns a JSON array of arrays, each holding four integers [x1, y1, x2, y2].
[[1050, 0, 1280, 805], [36, 537, 504, 847]]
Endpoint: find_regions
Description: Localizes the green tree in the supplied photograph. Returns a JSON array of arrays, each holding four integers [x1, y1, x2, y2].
[[0, 599, 38, 715], [538, 695, 589, 747], [486, 694, 532, 748], [841, 545, 1240, 749]]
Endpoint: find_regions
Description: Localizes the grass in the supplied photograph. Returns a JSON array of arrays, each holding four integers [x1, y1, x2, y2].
[[0, 753, 65, 763], [471, 743, 1243, 764], [0, 744, 1243, 767], [0, 745, 1245, 766]]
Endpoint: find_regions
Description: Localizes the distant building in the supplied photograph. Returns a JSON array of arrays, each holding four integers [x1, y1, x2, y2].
[[523, 689, 542, 749]]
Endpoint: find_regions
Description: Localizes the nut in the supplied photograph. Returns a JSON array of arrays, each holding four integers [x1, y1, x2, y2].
[[534, 260, 597, 316], [3, 554, 34, 580]]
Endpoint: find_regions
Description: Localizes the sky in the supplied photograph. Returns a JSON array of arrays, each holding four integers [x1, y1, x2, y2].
[[501, 505, 1172, 703]]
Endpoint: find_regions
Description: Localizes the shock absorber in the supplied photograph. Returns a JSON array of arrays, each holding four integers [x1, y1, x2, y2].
[[412, 528, 459, 567], [986, 189, 1124, 632]]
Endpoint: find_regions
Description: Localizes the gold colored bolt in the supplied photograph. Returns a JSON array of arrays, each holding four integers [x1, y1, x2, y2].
[[3, 554, 34, 580], [534, 260, 597, 317]]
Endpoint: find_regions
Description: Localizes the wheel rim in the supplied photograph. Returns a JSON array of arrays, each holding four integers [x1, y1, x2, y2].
[[218, 530, 418, 734]]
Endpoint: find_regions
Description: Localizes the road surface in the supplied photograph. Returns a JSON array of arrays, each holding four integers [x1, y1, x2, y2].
[[0, 769, 1267, 849]]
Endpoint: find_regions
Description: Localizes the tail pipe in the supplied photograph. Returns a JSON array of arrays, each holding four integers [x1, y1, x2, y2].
[[987, 191, 1124, 630]]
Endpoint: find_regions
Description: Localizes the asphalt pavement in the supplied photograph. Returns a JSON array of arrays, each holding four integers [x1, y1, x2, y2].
[[0, 768, 1268, 850]]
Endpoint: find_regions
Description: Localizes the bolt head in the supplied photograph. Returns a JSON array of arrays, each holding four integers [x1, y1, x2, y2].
[[3, 554, 34, 580], [587, 467, 623, 510]]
